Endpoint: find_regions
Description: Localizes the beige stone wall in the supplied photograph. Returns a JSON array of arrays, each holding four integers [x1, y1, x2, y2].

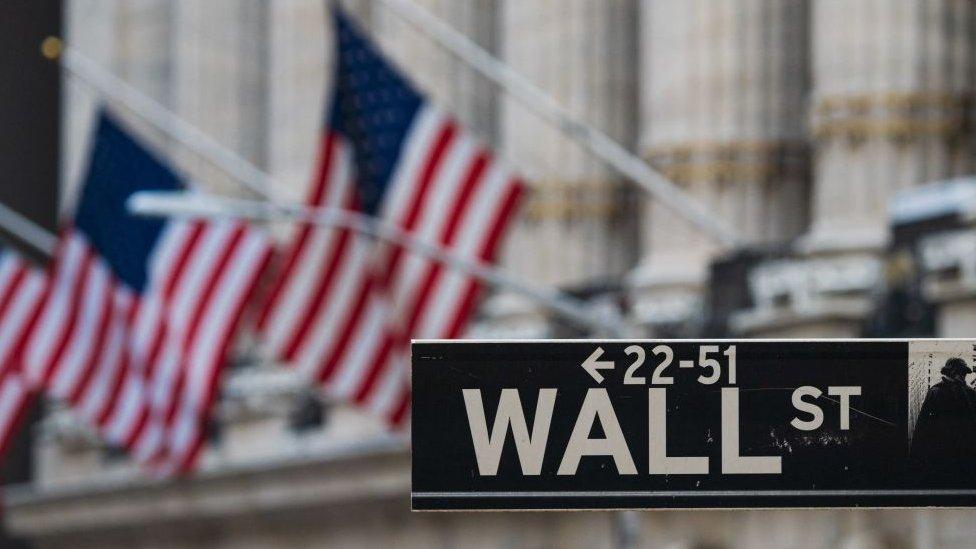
[[734, 0, 976, 337], [807, 0, 976, 252], [630, 0, 810, 332], [17, 507, 952, 549], [10, 433, 976, 549], [498, 0, 640, 290], [641, 0, 809, 253], [11, 442, 976, 549], [61, 0, 275, 203], [265, 0, 327, 207], [35, 2, 976, 549], [170, 0, 269, 196]]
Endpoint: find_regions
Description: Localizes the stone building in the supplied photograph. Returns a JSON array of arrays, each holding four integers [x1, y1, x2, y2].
[[5, 0, 976, 547]]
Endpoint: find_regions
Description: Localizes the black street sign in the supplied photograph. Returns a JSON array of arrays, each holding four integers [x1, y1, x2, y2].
[[411, 339, 976, 510]]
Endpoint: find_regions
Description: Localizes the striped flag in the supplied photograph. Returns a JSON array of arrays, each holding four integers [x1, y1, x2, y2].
[[258, 8, 523, 425], [25, 111, 272, 475], [0, 250, 46, 459]]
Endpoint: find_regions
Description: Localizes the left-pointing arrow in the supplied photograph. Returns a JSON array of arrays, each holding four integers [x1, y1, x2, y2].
[[581, 346, 614, 384]]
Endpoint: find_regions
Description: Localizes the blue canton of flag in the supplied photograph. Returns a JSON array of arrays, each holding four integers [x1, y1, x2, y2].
[[259, 7, 524, 427], [26, 110, 272, 475], [74, 111, 178, 291], [329, 9, 423, 215]]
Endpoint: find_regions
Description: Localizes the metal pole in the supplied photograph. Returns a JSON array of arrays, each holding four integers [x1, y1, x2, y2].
[[370, 0, 739, 248], [129, 191, 630, 336], [914, 510, 935, 549], [614, 510, 641, 549], [58, 47, 272, 199], [56, 45, 629, 336], [0, 201, 57, 256], [55, 45, 640, 543], [342, 11, 653, 544]]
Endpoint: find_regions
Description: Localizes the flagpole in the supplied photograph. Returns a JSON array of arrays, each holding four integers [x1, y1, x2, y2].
[[369, 0, 740, 249], [128, 191, 633, 337], [52, 45, 630, 337], [364, 9, 654, 545], [55, 46, 272, 199], [0, 201, 57, 256]]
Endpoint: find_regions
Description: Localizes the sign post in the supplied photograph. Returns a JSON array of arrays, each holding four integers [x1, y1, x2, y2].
[[412, 339, 976, 510]]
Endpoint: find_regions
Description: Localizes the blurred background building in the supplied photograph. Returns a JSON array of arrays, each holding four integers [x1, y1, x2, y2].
[[3, 0, 976, 547]]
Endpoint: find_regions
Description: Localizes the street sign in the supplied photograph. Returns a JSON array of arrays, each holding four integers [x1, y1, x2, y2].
[[411, 339, 976, 510]]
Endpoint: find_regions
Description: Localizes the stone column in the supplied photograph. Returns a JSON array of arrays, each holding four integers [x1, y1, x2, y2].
[[631, 0, 811, 336], [807, 0, 976, 252], [171, 0, 270, 196], [735, 0, 976, 338], [47, 0, 177, 487], [112, 0, 172, 106], [266, 0, 328, 206], [500, 0, 639, 291], [468, 0, 639, 337]]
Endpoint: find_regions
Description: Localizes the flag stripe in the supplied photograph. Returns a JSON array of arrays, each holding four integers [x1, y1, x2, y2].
[[27, 238, 91, 386], [0, 252, 47, 462], [327, 129, 475, 401], [374, 108, 446, 223], [0, 274, 45, 378], [180, 229, 251, 418], [51, 261, 109, 398], [329, 295, 388, 399], [0, 263, 30, 370], [295, 234, 371, 379], [397, 149, 490, 333], [445, 181, 524, 339], [258, 11, 525, 429], [158, 224, 242, 445], [280, 186, 355, 361], [315, 276, 375, 384], [257, 133, 338, 332], [419, 168, 517, 340], [0, 263, 28, 345], [352, 150, 492, 405], [44, 249, 98, 390], [133, 222, 200, 369], [379, 120, 458, 288], [78, 294, 129, 422], [32, 216, 270, 474], [384, 135, 478, 317], [387, 385, 412, 427], [144, 222, 206, 404], [66, 269, 116, 405], [361, 338, 405, 415], [169, 234, 272, 472], [0, 377, 31, 457], [264, 145, 353, 358]]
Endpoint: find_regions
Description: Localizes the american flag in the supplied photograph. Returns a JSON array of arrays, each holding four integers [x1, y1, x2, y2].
[[258, 8, 523, 425], [25, 111, 272, 474], [0, 250, 46, 459]]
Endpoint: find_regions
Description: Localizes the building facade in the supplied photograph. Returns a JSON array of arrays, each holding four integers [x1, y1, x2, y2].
[[6, 0, 976, 547]]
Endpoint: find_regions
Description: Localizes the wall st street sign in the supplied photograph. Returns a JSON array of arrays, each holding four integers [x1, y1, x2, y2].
[[411, 339, 976, 510]]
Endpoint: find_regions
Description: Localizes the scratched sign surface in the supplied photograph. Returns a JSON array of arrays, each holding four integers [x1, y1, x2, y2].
[[411, 340, 976, 510]]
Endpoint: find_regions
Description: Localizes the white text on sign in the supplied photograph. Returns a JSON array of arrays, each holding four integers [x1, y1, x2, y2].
[[461, 345, 862, 477]]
